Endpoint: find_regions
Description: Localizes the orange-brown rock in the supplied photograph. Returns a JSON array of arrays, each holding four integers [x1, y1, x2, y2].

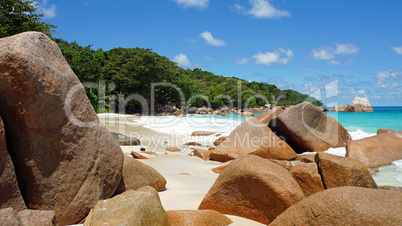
[[269, 102, 352, 153], [191, 131, 216, 136], [213, 137, 227, 146], [211, 161, 233, 174], [0, 118, 26, 211], [255, 107, 283, 125], [85, 187, 169, 226], [290, 162, 325, 196], [131, 151, 149, 159], [295, 154, 316, 163], [199, 155, 305, 225], [166, 147, 181, 152], [346, 132, 402, 168], [114, 155, 166, 194], [167, 210, 232, 226], [184, 142, 203, 146], [329, 105, 347, 112], [344, 97, 374, 112], [315, 152, 377, 189], [210, 117, 297, 162], [239, 112, 255, 116], [270, 186, 402, 225], [377, 129, 395, 134], [269, 159, 293, 170], [17, 209, 56, 226], [193, 149, 210, 161], [0, 32, 123, 225]]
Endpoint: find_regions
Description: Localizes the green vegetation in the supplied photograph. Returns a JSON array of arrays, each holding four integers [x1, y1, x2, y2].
[[1, 0, 322, 113], [0, 0, 56, 38], [55, 40, 322, 113]]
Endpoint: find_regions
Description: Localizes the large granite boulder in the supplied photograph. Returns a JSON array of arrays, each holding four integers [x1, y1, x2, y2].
[[344, 97, 374, 112], [0, 32, 123, 225], [198, 155, 305, 225], [269, 102, 352, 153], [289, 162, 325, 196], [270, 186, 402, 225], [329, 105, 347, 112], [0, 118, 26, 211], [254, 106, 283, 125], [315, 152, 377, 189], [210, 117, 297, 162], [167, 210, 232, 226], [115, 155, 167, 194], [84, 187, 170, 226], [346, 131, 402, 168]]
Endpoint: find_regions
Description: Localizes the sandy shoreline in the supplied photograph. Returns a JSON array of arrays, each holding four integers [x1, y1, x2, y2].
[[98, 114, 265, 225]]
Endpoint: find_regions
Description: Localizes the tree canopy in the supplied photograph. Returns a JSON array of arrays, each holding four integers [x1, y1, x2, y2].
[[0, 0, 56, 38]]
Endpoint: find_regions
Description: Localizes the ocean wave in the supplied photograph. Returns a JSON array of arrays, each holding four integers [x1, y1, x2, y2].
[[348, 128, 376, 140]]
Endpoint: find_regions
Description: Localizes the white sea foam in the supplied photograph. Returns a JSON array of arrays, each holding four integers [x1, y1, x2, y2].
[[325, 147, 346, 157], [372, 160, 402, 186], [348, 128, 376, 140]]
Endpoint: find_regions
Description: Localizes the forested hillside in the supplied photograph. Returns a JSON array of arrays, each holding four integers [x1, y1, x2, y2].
[[55, 39, 322, 113]]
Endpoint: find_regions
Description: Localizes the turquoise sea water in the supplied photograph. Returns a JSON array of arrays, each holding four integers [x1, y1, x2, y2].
[[326, 107, 402, 134]]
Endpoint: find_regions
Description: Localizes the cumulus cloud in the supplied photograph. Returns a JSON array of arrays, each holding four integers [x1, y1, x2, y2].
[[236, 58, 250, 65], [390, 46, 402, 55], [173, 53, 192, 67], [173, 0, 208, 9], [36, 0, 57, 19], [200, 31, 226, 46], [334, 43, 359, 55], [309, 43, 359, 64], [252, 48, 293, 67], [374, 70, 401, 90], [233, 0, 290, 19]]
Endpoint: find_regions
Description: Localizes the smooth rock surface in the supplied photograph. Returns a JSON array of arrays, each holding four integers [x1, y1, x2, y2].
[[269, 102, 352, 153], [115, 155, 167, 194], [270, 186, 402, 225], [167, 210, 232, 226], [290, 162, 325, 196], [315, 152, 377, 189], [344, 97, 374, 112], [210, 117, 297, 162], [346, 132, 402, 168], [84, 188, 170, 226], [0, 32, 123, 225], [199, 155, 305, 225], [0, 118, 26, 211]]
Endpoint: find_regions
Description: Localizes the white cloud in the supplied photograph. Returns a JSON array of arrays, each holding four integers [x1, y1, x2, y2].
[[173, 0, 208, 9], [173, 53, 192, 67], [311, 47, 335, 60], [236, 58, 250, 65], [357, 89, 365, 95], [205, 56, 216, 61], [37, 0, 57, 19], [200, 31, 226, 47], [252, 48, 293, 67], [375, 70, 399, 79], [309, 43, 359, 64], [334, 43, 359, 55], [391, 46, 402, 55], [233, 0, 290, 19]]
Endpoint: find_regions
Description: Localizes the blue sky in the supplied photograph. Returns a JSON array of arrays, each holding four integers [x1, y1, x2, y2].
[[37, 0, 401, 106]]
